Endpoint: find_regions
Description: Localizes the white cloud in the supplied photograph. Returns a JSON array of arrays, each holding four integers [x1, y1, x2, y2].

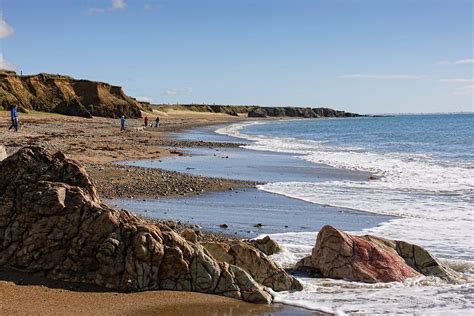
[[439, 78, 474, 83], [88, 8, 106, 14], [112, 0, 127, 10], [164, 88, 193, 96], [0, 13, 14, 39], [436, 58, 473, 65], [454, 59, 474, 65], [0, 14, 15, 70], [88, 0, 127, 14], [339, 74, 425, 80], [144, 3, 162, 10], [0, 53, 15, 70], [136, 96, 152, 102], [165, 89, 177, 96]]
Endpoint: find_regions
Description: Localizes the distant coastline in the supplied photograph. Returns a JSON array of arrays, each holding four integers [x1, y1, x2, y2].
[[1, 70, 363, 120], [151, 103, 364, 118]]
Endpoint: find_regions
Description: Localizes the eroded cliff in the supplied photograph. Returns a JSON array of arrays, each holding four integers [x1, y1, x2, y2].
[[0, 71, 143, 118]]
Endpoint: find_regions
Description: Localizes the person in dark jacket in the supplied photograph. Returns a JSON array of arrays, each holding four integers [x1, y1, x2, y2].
[[144, 116, 148, 127], [120, 115, 126, 131], [8, 105, 18, 132], [155, 116, 160, 128]]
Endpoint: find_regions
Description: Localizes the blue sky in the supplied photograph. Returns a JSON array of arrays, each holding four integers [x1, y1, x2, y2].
[[0, 0, 472, 114]]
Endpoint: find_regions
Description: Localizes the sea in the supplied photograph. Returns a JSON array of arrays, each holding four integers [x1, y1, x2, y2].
[[215, 114, 474, 315], [116, 114, 474, 315]]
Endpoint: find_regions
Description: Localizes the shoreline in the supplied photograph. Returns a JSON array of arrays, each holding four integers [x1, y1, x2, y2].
[[0, 110, 260, 200], [112, 127, 393, 240], [0, 110, 321, 315], [4, 111, 469, 314]]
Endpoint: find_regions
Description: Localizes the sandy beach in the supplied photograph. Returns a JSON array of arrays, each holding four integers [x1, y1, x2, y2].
[[0, 109, 317, 315], [0, 108, 247, 164], [0, 109, 257, 200], [0, 268, 296, 316]]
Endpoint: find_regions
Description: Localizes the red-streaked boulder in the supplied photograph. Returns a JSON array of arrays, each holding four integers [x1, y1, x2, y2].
[[296, 225, 420, 283], [366, 236, 462, 283], [296, 225, 463, 284]]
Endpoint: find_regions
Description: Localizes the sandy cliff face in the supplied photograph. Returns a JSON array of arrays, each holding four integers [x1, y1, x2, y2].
[[0, 71, 142, 118]]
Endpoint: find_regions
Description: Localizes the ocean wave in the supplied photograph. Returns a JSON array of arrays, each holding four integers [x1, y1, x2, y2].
[[219, 121, 474, 314], [218, 121, 474, 259], [216, 122, 474, 192]]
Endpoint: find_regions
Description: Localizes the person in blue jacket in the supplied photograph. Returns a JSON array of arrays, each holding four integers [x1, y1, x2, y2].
[[8, 105, 18, 132], [120, 115, 126, 131]]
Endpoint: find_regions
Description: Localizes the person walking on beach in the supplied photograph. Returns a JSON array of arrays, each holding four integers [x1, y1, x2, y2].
[[144, 116, 148, 127], [8, 105, 18, 132], [155, 116, 160, 128], [120, 115, 126, 132]]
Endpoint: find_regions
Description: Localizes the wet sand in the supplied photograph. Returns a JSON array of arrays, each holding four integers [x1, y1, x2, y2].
[[0, 268, 308, 316]]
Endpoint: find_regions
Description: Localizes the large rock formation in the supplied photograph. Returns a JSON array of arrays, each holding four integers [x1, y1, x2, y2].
[[0, 71, 143, 118], [0, 146, 283, 303], [296, 225, 462, 284], [202, 241, 302, 292]]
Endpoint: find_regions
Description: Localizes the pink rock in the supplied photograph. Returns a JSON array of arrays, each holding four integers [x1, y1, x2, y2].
[[296, 225, 420, 283]]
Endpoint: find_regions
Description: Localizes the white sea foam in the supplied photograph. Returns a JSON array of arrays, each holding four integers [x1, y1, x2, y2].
[[259, 181, 474, 260], [219, 121, 474, 314], [265, 231, 474, 315], [218, 121, 474, 259]]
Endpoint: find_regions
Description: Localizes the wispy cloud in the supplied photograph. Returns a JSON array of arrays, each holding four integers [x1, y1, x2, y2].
[[112, 0, 127, 10], [0, 53, 15, 70], [439, 78, 474, 83], [88, 0, 127, 14], [164, 88, 193, 96], [87, 8, 106, 14], [339, 74, 425, 80], [454, 59, 474, 65], [436, 58, 473, 65], [144, 3, 162, 10], [88, 8, 106, 14], [136, 96, 152, 102], [0, 13, 14, 39], [0, 14, 15, 70]]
